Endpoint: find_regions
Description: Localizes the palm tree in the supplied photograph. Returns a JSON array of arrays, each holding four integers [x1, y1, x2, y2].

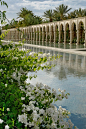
[[54, 4, 72, 20], [67, 10, 76, 19], [43, 9, 54, 22], [75, 8, 84, 17], [17, 7, 34, 19]]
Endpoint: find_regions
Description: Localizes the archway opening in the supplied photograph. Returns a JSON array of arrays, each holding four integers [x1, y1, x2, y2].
[[71, 22, 77, 43], [60, 24, 64, 43], [79, 21, 85, 44], [66, 23, 70, 43]]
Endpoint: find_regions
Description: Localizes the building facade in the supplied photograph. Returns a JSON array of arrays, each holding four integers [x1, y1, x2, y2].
[[2, 16, 86, 47]]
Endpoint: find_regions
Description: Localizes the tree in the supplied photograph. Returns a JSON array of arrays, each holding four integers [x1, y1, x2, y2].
[[17, 7, 42, 26], [43, 9, 54, 22], [17, 7, 34, 19], [54, 4, 72, 20]]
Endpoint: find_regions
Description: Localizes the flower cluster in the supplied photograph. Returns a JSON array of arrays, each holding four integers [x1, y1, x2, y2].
[[17, 83, 77, 129]]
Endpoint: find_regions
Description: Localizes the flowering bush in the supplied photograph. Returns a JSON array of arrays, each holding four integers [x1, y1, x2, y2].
[[0, 1, 78, 128], [0, 31, 78, 129]]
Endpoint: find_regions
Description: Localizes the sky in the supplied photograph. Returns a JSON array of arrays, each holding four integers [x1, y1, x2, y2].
[[0, 0, 86, 24]]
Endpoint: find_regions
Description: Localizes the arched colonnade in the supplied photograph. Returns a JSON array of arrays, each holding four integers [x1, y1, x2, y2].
[[2, 16, 86, 46]]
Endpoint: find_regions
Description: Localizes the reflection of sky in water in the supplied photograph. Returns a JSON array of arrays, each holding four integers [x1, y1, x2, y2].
[[26, 48, 86, 129]]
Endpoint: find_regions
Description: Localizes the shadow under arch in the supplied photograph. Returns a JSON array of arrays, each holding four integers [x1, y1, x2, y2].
[[71, 22, 77, 43], [78, 21, 85, 44]]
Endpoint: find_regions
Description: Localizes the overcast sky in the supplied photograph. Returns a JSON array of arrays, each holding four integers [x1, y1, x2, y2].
[[0, 0, 86, 23]]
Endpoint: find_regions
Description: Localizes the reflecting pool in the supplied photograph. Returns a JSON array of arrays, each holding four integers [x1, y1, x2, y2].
[[27, 41, 85, 49], [26, 47, 86, 129]]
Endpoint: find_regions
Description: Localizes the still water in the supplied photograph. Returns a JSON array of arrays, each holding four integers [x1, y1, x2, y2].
[[26, 47, 86, 129], [27, 41, 85, 49]]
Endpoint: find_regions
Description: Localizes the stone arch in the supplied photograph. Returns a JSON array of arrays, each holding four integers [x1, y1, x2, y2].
[[78, 21, 85, 44], [71, 22, 77, 43]]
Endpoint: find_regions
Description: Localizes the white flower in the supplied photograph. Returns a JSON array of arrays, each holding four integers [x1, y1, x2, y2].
[[58, 88, 61, 92], [0, 119, 3, 124], [18, 113, 27, 124], [0, 69, 3, 72], [7, 108, 10, 111], [29, 52, 35, 56], [39, 109, 44, 114], [5, 84, 7, 87], [5, 125, 9, 129], [21, 97, 25, 100]]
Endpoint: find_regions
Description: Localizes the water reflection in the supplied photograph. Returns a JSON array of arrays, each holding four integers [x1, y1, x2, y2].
[[28, 41, 86, 49], [26, 47, 86, 129]]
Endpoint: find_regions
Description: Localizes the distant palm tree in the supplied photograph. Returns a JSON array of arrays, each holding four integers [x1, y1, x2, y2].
[[17, 7, 34, 19], [43, 9, 54, 22], [75, 8, 84, 17], [54, 4, 72, 20], [68, 10, 76, 19]]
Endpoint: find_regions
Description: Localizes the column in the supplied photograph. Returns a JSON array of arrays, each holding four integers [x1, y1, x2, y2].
[[46, 31, 48, 46], [42, 31, 44, 45], [84, 29, 86, 46], [54, 31, 56, 47], [25, 28, 27, 42], [49, 31, 51, 47], [70, 30, 72, 44], [49, 31, 51, 42], [76, 29, 79, 45], [59, 31, 61, 43], [39, 32, 41, 45], [27, 28, 29, 43], [31, 31, 32, 41], [36, 32, 38, 45], [33, 30, 35, 42], [64, 31, 66, 44]]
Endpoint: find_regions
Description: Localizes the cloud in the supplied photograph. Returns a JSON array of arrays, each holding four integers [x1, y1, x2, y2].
[[0, 0, 86, 21]]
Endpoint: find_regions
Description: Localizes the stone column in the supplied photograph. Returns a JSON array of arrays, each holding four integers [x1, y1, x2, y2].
[[70, 30, 72, 44], [31, 31, 32, 41], [29, 31, 31, 42], [42, 31, 44, 45], [64, 31, 66, 44], [16, 30, 18, 42], [46, 31, 48, 46], [49, 31, 52, 43], [18, 29, 20, 41], [26, 28, 28, 43], [39, 32, 41, 45], [33, 30, 35, 42], [59, 31, 61, 43], [54, 31, 56, 47], [27, 28, 28, 41], [36, 32, 38, 45], [77, 29, 79, 45], [84, 29, 86, 46]]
